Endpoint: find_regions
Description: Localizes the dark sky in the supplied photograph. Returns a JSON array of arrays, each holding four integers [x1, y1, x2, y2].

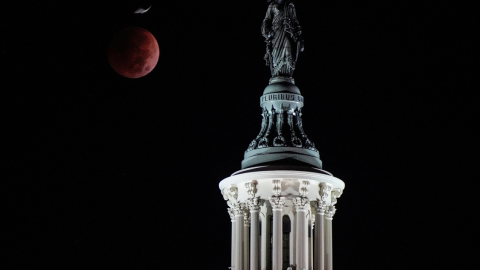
[[3, 1, 476, 269]]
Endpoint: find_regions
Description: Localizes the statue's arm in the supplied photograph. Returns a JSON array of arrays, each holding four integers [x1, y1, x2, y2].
[[289, 3, 302, 40], [261, 4, 273, 39]]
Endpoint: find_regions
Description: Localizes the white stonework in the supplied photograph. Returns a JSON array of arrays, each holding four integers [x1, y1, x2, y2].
[[221, 168, 344, 270]]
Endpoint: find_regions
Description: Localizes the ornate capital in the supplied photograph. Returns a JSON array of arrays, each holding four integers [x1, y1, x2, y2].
[[269, 196, 286, 210], [245, 181, 258, 198], [325, 205, 336, 220], [299, 180, 310, 197], [247, 197, 261, 212], [232, 202, 246, 216], [272, 179, 282, 196], [315, 183, 332, 215], [331, 188, 343, 206], [315, 199, 327, 215], [228, 208, 235, 221], [293, 197, 310, 210]]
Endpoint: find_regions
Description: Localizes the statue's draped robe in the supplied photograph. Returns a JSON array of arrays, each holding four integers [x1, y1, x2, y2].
[[262, 2, 301, 77]]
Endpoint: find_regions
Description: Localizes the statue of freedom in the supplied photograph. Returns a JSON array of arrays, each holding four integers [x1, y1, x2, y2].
[[262, 0, 304, 79]]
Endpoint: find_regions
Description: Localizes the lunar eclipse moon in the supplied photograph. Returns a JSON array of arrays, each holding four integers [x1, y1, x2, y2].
[[108, 27, 159, 78]]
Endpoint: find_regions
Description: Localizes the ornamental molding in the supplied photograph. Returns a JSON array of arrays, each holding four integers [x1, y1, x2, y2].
[[269, 196, 286, 210], [331, 188, 343, 206], [218, 170, 344, 191], [232, 202, 246, 216], [223, 186, 238, 203], [319, 183, 332, 202], [247, 197, 261, 211], [325, 205, 336, 220], [293, 197, 310, 210], [315, 198, 327, 215], [245, 181, 258, 198], [299, 180, 310, 197], [272, 179, 282, 196], [315, 183, 332, 214], [228, 208, 235, 221]]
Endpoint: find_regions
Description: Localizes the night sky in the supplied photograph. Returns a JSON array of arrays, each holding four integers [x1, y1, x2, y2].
[[3, 1, 476, 269]]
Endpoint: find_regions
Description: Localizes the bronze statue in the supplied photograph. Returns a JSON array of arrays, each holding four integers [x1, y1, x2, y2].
[[262, 0, 304, 79]]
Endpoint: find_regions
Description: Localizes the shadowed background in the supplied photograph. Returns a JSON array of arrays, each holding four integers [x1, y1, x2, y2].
[[2, 1, 476, 269]]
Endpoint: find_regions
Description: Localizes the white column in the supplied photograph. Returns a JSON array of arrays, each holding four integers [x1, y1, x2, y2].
[[261, 208, 271, 270], [325, 206, 336, 270], [270, 196, 285, 270], [309, 218, 314, 270], [244, 210, 250, 270], [229, 208, 236, 270], [234, 204, 245, 270], [314, 202, 325, 270], [248, 198, 261, 270], [315, 184, 331, 270], [289, 213, 296, 268], [294, 197, 309, 270]]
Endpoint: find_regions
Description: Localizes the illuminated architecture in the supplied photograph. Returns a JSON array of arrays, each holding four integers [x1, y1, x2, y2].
[[219, 2, 345, 270]]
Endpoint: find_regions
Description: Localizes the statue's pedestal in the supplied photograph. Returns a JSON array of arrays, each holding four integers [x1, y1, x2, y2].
[[264, 77, 300, 94], [243, 77, 320, 169]]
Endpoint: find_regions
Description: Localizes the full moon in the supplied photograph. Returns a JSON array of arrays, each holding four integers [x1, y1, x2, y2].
[[108, 27, 159, 78]]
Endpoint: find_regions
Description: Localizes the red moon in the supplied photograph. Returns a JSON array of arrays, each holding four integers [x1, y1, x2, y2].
[[108, 27, 159, 78]]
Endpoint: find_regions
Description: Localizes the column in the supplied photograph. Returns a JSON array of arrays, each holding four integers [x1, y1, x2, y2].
[[314, 200, 326, 270], [248, 198, 261, 270], [261, 210, 271, 270], [269, 196, 285, 270], [294, 197, 309, 270], [325, 206, 336, 270], [309, 219, 314, 270], [229, 208, 236, 270], [244, 210, 250, 270], [234, 203, 245, 270], [315, 184, 331, 270]]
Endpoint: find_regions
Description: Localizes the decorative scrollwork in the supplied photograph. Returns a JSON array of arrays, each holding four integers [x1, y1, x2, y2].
[[295, 109, 317, 151], [293, 197, 310, 210], [232, 202, 247, 216], [258, 107, 275, 148], [316, 183, 332, 214], [299, 180, 310, 197], [331, 188, 343, 206], [245, 181, 258, 198], [288, 112, 302, 147], [228, 208, 235, 221], [246, 108, 270, 152], [325, 205, 336, 220], [247, 197, 262, 211], [273, 109, 286, 146], [224, 186, 238, 203], [319, 183, 332, 202], [272, 179, 282, 196], [245, 106, 319, 152], [269, 196, 286, 210]]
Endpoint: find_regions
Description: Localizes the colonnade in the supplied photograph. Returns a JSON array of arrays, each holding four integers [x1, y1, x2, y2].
[[228, 195, 338, 270]]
